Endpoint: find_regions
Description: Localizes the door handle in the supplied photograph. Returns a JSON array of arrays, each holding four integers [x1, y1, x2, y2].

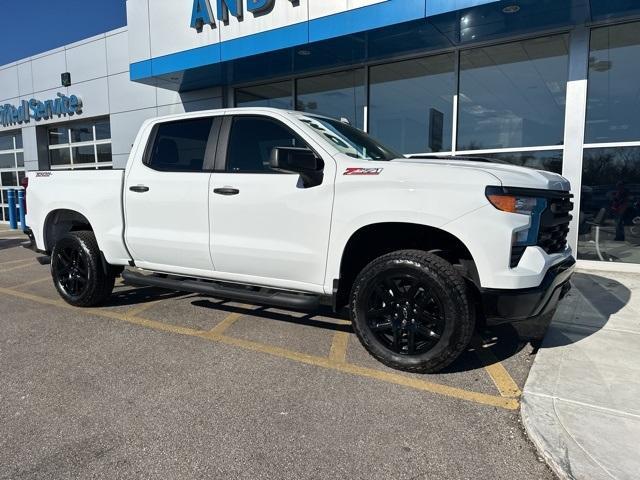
[[213, 187, 240, 196], [129, 185, 150, 193]]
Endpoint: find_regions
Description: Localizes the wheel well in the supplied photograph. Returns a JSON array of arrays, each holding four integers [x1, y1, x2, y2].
[[336, 223, 480, 309], [43, 209, 93, 253]]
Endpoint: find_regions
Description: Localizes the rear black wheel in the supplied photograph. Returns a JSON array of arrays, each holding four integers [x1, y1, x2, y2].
[[51, 231, 116, 307], [349, 249, 474, 373]]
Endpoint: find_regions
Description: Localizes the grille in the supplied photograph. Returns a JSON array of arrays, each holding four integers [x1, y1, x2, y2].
[[537, 193, 573, 254]]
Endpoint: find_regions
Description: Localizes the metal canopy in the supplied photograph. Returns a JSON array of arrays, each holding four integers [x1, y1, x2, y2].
[[131, 0, 640, 92]]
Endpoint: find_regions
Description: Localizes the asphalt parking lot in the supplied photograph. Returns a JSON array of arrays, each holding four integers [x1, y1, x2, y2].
[[0, 228, 555, 480]]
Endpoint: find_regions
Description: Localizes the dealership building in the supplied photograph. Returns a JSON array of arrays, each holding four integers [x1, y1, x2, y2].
[[0, 0, 639, 268]]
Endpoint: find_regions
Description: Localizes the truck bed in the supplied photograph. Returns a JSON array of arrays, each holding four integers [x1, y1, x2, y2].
[[27, 169, 131, 265]]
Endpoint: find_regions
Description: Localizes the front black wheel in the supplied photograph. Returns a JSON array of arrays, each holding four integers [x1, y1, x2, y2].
[[349, 250, 474, 373], [51, 231, 116, 307]]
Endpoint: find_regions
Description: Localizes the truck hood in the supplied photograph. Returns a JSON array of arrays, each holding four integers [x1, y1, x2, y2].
[[394, 158, 571, 191]]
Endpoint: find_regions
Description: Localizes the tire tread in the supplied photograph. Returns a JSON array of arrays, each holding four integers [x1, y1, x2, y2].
[[349, 249, 474, 374]]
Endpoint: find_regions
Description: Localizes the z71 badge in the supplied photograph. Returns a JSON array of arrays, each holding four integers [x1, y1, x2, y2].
[[343, 168, 383, 176]]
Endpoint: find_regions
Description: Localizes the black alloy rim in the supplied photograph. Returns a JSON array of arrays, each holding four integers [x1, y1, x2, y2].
[[54, 245, 89, 297], [365, 271, 446, 355]]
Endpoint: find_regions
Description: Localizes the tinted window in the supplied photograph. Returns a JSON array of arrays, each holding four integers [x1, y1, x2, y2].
[[70, 122, 95, 143], [0, 134, 14, 151], [585, 22, 640, 143], [370, 53, 455, 154], [578, 147, 640, 264], [458, 35, 569, 150], [235, 81, 293, 109], [148, 118, 214, 172], [296, 69, 366, 129], [226, 116, 306, 173]]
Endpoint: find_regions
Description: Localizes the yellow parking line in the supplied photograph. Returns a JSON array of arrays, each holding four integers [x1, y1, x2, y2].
[[204, 311, 245, 337], [328, 331, 350, 364], [0, 286, 519, 410], [475, 347, 522, 398], [207, 332, 517, 410], [124, 299, 165, 318], [8, 276, 51, 290]]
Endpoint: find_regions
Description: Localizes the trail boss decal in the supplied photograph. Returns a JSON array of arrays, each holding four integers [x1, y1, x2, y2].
[[343, 168, 384, 176], [35, 172, 52, 177]]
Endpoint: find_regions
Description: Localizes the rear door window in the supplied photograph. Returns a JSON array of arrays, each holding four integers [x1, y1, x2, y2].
[[146, 117, 218, 172]]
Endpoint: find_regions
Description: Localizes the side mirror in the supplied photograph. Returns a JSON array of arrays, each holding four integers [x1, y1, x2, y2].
[[270, 147, 324, 188]]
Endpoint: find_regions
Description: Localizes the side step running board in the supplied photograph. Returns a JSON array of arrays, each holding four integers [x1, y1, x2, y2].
[[121, 270, 321, 311]]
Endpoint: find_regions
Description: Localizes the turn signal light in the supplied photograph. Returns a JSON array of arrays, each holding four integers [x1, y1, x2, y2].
[[487, 194, 517, 213]]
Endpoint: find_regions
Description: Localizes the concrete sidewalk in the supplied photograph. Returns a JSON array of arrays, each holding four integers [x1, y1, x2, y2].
[[522, 269, 640, 480]]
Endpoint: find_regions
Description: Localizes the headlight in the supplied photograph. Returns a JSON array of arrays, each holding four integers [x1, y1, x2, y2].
[[485, 186, 547, 247], [486, 189, 540, 215]]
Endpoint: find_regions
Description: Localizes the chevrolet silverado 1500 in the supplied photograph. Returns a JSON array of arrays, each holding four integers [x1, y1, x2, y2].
[[24, 108, 575, 373]]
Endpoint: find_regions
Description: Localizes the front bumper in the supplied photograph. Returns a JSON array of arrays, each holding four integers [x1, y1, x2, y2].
[[480, 256, 575, 324]]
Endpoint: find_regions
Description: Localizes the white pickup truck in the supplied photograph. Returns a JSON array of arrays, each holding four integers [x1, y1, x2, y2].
[[24, 108, 575, 373]]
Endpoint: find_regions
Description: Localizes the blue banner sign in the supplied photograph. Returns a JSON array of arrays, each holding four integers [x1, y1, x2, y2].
[[0, 93, 83, 127]]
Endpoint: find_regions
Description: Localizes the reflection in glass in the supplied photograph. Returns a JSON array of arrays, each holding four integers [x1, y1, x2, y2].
[[235, 81, 293, 109], [16, 153, 24, 167], [296, 69, 366, 129], [70, 123, 95, 143], [97, 144, 112, 163], [95, 120, 111, 141], [369, 53, 455, 154], [464, 150, 563, 173], [73, 145, 96, 164], [0, 153, 15, 169], [0, 134, 14, 151], [15, 134, 22, 149], [585, 22, 640, 143], [49, 148, 71, 166], [458, 35, 569, 150], [578, 147, 640, 264], [1, 171, 17, 187], [48, 127, 68, 145]]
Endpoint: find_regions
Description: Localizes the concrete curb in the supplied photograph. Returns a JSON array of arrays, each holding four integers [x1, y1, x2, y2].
[[521, 269, 640, 480]]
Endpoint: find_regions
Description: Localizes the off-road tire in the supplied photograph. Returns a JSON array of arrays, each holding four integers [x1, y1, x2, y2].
[[51, 231, 116, 307], [349, 249, 475, 373]]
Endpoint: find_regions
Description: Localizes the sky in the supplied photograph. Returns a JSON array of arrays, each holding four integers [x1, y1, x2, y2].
[[0, 0, 127, 65]]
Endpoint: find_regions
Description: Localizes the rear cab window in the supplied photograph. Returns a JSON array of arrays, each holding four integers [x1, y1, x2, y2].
[[145, 117, 220, 172]]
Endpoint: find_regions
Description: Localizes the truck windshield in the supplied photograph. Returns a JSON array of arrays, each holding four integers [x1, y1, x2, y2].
[[297, 116, 400, 161]]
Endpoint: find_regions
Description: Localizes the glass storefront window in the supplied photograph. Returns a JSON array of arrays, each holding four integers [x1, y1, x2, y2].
[[49, 148, 71, 166], [585, 22, 640, 144], [0, 131, 24, 223], [0, 153, 14, 169], [578, 147, 640, 263], [296, 69, 366, 129], [235, 81, 293, 109], [458, 35, 569, 150], [72, 146, 96, 164], [0, 136, 13, 151], [70, 122, 95, 143], [94, 119, 111, 141], [47, 118, 112, 170], [48, 127, 68, 145], [463, 150, 563, 173], [369, 53, 455, 154], [96, 144, 112, 163]]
